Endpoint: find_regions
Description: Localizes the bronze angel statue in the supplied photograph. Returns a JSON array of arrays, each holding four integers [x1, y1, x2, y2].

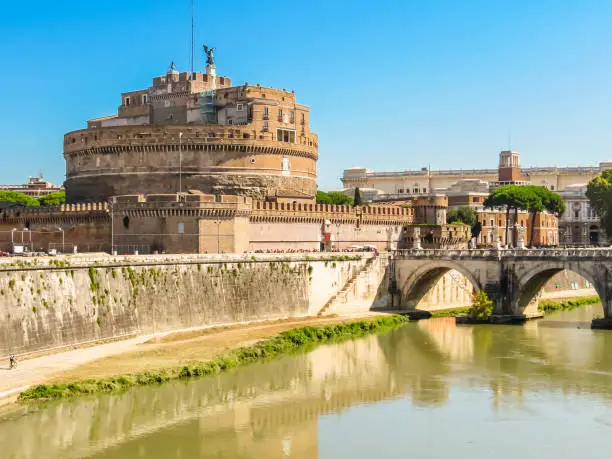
[[203, 45, 216, 66]]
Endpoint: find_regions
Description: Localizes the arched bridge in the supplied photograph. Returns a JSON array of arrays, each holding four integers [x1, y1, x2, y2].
[[392, 248, 612, 327]]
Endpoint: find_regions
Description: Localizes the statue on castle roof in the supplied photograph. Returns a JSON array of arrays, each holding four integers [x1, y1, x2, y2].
[[169, 61, 177, 71], [203, 45, 216, 66]]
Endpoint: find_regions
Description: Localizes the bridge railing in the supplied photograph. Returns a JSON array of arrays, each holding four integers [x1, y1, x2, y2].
[[394, 248, 612, 259]]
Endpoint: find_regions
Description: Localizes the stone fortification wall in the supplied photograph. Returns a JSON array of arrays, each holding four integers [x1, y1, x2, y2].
[[0, 253, 372, 356], [63, 124, 318, 203], [249, 201, 415, 251], [0, 203, 111, 253], [0, 197, 465, 255]]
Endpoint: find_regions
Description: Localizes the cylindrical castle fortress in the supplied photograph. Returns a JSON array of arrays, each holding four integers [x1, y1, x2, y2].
[[63, 60, 318, 203]]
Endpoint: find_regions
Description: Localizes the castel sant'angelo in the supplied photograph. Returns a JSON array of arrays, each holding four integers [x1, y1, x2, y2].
[[64, 47, 318, 204], [0, 47, 468, 254]]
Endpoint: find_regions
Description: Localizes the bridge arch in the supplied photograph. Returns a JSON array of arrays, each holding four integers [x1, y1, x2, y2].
[[511, 261, 603, 316], [399, 260, 482, 310]]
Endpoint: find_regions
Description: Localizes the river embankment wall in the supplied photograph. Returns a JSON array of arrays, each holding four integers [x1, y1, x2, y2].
[[0, 253, 375, 356], [0, 252, 596, 356]]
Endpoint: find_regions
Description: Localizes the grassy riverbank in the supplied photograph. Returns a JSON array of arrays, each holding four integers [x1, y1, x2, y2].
[[538, 296, 600, 313], [19, 315, 409, 402], [429, 307, 471, 318]]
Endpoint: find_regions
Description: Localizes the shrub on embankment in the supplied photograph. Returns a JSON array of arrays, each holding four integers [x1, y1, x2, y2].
[[18, 315, 409, 402], [538, 296, 600, 313]]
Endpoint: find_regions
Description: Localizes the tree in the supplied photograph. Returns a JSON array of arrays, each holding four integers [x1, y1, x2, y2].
[[484, 185, 512, 245], [354, 187, 363, 206], [0, 191, 39, 207], [316, 190, 353, 206], [471, 221, 482, 240], [38, 191, 66, 206], [484, 184, 564, 247], [447, 206, 480, 239], [469, 291, 494, 320], [522, 185, 565, 246], [586, 170, 612, 241]]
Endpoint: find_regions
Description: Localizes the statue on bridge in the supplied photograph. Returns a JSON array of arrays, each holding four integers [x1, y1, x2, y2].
[[412, 227, 422, 249]]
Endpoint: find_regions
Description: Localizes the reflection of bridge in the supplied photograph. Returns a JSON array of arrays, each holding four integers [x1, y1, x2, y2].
[[393, 249, 612, 326]]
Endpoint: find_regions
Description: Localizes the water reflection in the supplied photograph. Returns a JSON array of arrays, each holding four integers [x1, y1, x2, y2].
[[2, 306, 612, 458]]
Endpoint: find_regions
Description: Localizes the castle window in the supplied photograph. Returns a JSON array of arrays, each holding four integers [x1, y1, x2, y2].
[[422, 188, 426, 193], [490, 219, 494, 227], [124, 97, 131, 106], [398, 188, 404, 194], [301, 113, 305, 124], [290, 111, 295, 123], [237, 103, 244, 111], [123, 216, 130, 229], [263, 107, 269, 119], [142, 94, 148, 104], [277, 128, 295, 143], [178, 223, 184, 234], [263, 121, 269, 132], [278, 109, 283, 122]]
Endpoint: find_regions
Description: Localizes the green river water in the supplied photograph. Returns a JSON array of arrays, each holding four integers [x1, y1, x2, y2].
[[2, 304, 612, 458]]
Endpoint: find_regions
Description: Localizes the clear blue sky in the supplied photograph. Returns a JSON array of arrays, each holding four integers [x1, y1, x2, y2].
[[1, 0, 612, 190]]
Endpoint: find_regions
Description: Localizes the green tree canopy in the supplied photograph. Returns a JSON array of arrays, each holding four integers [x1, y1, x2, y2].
[[316, 190, 354, 206], [38, 191, 66, 206], [484, 184, 565, 246], [586, 169, 612, 239], [447, 206, 480, 238], [0, 190, 67, 208], [447, 206, 478, 226], [0, 191, 39, 207]]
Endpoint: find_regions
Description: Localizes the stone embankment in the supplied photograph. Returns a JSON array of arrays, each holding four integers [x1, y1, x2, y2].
[[0, 253, 387, 357]]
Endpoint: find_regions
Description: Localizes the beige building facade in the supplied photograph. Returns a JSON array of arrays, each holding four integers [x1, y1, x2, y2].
[[341, 151, 608, 245]]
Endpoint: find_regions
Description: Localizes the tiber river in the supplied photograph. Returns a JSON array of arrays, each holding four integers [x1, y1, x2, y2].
[[2, 305, 612, 458]]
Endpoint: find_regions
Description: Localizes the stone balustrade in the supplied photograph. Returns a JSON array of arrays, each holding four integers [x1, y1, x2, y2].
[[395, 247, 612, 260]]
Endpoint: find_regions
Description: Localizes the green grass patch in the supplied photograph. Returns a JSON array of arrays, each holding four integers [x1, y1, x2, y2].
[[429, 306, 472, 318], [18, 315, 409, 402], [538, 296, 600, 313]]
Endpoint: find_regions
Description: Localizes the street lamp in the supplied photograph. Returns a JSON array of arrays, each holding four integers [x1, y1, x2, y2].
[[213, 220, 222, 253], [57, 227, 64, 253], [179, 132, 183, 196], [24, 228, 31, 251]]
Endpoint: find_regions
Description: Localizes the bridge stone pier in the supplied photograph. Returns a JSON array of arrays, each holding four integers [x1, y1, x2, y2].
[[392, 248, 612, 328]]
